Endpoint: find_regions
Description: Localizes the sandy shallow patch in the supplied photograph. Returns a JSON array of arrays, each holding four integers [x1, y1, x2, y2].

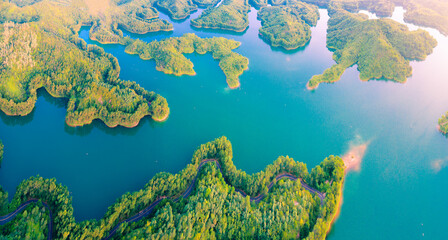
[[342, 137, 370, 173], [431, 158, 448, 173]]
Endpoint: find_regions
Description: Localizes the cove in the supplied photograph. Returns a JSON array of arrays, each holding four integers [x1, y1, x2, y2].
[[0, 6, 448, 240]]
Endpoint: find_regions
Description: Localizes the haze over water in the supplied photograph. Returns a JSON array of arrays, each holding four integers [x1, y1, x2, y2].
[[1, 7, 448, 239]]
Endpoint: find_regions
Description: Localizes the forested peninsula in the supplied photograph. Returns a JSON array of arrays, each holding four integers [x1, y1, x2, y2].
[[307, 7, 437, 90], [258, 1, 319, 50], [124, 33, 249, 88], [0, 137, 345, 240]]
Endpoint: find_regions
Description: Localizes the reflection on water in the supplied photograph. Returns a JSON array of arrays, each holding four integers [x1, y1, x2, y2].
[[63, 116, 165, 137], [0, 108, 35, 126], [0, 88, 64, 126]]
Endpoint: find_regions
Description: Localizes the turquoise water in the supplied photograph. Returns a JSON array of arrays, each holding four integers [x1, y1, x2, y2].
[[1, 7, 448, 239]]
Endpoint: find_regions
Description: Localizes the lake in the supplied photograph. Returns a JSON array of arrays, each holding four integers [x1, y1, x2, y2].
[[1, 6, 448, 239]]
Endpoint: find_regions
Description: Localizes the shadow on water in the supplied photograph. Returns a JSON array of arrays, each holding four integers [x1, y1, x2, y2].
[[367, 78, 404, 84], [64, 114, 166, 137], [190, 25, 249, 36], [0, 88, 66, 126], [38, 88, 68, 108], [0, 108, 35, 126]]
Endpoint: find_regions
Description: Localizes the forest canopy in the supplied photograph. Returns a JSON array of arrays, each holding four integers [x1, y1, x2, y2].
[[258, 0, 320, 50], [190, 0, 251, 32], [156, 0, 198, 20], [0, 2, 170, 127], [0, 137, 345, 240], [301, 0, 448, 35]]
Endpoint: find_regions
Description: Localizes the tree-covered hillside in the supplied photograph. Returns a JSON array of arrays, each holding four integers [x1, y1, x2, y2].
[[258, 0, 319, 50], [191, 0, 250, 32], [0, 137, 345, 239], [0, 1, 170, 127]]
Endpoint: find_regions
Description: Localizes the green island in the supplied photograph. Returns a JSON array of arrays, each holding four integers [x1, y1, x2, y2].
[[124, 33, 249, 88], [87, 0, 173, 44], [13, 0, 175, 46], [0, 2, 170, 127], [307, 8, 437, 90], [0, 137, 345, 239], [155, 0, 198, 20], [439, 113, 448, 135], [191, 0, 251, 32], [257, 0, 319, 50]]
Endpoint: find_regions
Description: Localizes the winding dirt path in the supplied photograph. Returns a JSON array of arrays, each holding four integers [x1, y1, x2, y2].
[[0, 199, 52, 240]]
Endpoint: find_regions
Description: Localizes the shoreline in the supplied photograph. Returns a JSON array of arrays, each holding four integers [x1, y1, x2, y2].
[[325, 141, 370, 232], [226, 62, 249, 89], [306, 81, 318, 90], [152, 108, 170, 122], [258, 32, 309, 50], [190, 23, 249, 33], [65, 112, 156, 128], [327, 180, 344, 234]]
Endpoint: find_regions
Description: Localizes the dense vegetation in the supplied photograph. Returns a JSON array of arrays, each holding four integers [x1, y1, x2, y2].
[[156, 0, 198, 20], [0, 202, 49, 239], [403, 0, 448, 35], [439, 112, 448, 135], [193, 0, 221, 8], [302, 0, 448, 35], [0, 2, 170, 127], [125, 33, 249, 88], [8, 0, 43, 7], [301, 0, 395, 16], [87, 0, 173, 44], [307, 8, 437, 89], [191, 0, 250, 32], [0, 140, 3, 167], [0, 137, 345, 239], [258, 1, 319, 50]]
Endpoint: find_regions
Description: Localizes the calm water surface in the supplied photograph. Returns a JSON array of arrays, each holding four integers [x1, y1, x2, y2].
[[1, 7, 447, 239]]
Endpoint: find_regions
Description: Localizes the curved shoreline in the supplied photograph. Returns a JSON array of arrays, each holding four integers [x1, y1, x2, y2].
[[190, 23, 249, 33], [102, 158, 326, 240], [325, 183, 343, 235], [152, 108, 170, 122], [0, 159, 326, 240]]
